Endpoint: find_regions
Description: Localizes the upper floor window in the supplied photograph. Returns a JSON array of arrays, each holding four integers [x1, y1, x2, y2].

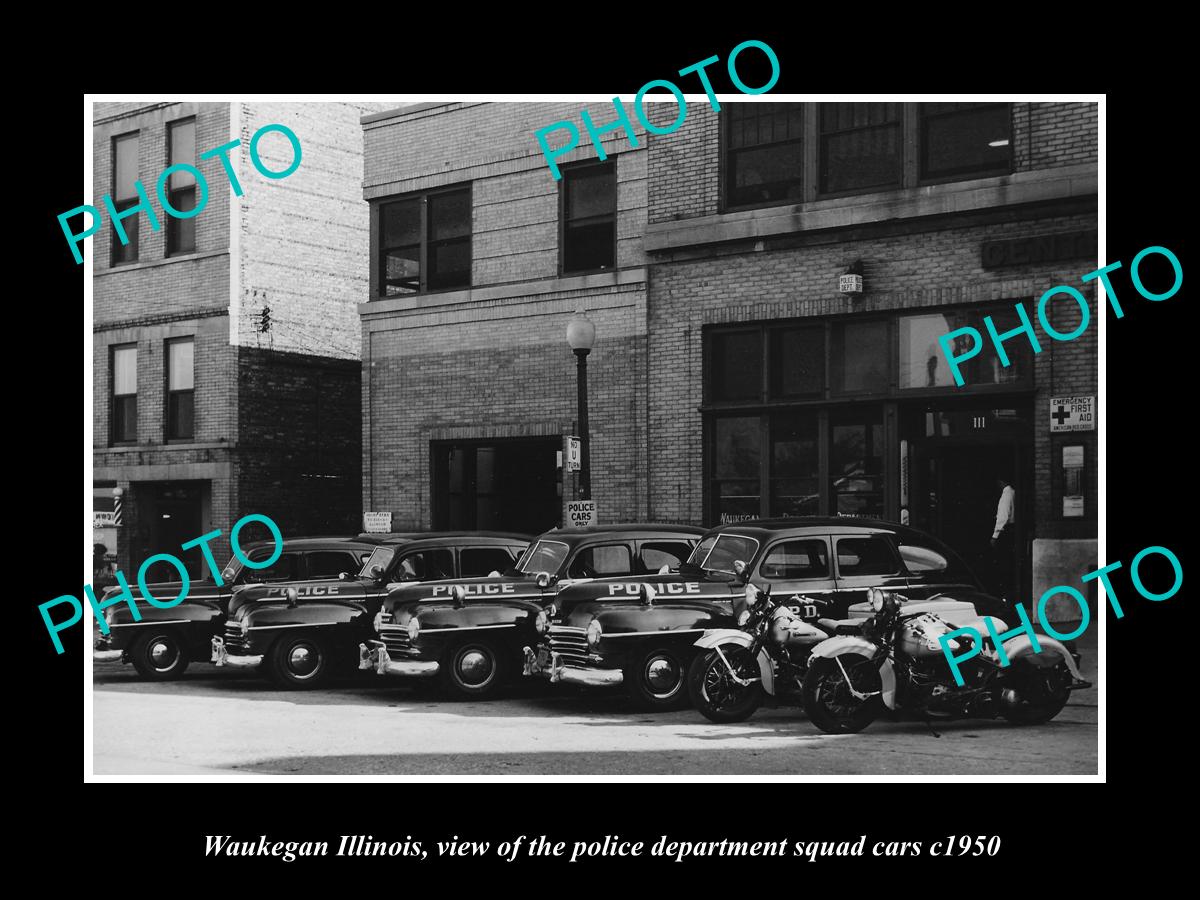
[[111, 133, 139, 265], [165, 337, 194, 441], [919, 102, 1012, 180], [819, 102, 902, 195], [380, 185, 471, 296], [561, 160, 616, 273], [111, 344, 137, 443], [725, 102, 804, 207], [166, 118, 197, 256]]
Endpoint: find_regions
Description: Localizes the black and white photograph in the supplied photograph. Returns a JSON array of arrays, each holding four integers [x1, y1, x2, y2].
[[79, 94, 1107, 778]]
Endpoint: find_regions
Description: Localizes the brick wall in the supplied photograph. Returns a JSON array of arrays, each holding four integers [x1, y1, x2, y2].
[[234, 101, 387, 359], [236, 347, 363, 538], [1013, 102, 1099, 172]]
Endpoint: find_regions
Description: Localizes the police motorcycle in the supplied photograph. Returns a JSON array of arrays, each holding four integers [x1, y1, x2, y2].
[[686, 578, 837, 723], [801, 587, 1092, 734]]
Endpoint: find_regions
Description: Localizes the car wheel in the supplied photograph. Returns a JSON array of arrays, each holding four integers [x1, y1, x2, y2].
[[266, 634, 330, 689], [438, 640, 506, 700], [625, 645, 690, 711], [129, 630, 190, 680]]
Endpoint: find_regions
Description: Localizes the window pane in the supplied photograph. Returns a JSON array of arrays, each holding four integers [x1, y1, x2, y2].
[[243, 554, 300, 584], [831, 320, 889, 394], [429, 190, 471, 241], [113, 346, 137, 395], [167, 188, 197, 254], [729, 143, 804, 206], [167, 391, 194, 440], [640, 542, 691, 573], [770, 326, 823, 397], [114, 396, 137, 442], [831, 410, 884, 518], [821, 126, 901, 193], [714, 417, 760, 479], [921, 103, 1011, 179], [715, 483, 760, 523], [569, 545, 632, 578], [461, 547, 516, 577], [111, 202, 139, 265], [168, 340, 193, 390], [306, 551, 358, 579], [384, 247, 421, 294], [428, 239, 470, 289], [382, 199, 421, 247], [771, 413, 818, 517], [709, 331, 761, 402], [900, 309, 1030, 388], [398, 549, 453, 581], [835, 536, 899, 576], [564, 221, 614, 271], [566, 165, 615, 220], [168, 119, 196, 189], [114, 133, 138, 200], [761, 539, 829, 579]]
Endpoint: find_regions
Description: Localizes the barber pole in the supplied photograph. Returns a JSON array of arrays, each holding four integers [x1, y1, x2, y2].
[[112, 486, 123, 526]]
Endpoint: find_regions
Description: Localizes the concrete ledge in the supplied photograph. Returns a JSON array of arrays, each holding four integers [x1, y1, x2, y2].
[[646, 164, 1098, 252]]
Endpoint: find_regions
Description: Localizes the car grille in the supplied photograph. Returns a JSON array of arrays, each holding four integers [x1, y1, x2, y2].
[[548, 625, 589, 667], [223, 623, 249, 653], [379, 625, 412, 656]]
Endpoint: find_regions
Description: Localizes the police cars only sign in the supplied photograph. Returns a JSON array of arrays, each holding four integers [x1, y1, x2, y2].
[[567, 501, 596, 527]]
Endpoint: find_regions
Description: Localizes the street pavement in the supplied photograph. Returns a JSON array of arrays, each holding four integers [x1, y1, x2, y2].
[[93, 633, 1098, 776]]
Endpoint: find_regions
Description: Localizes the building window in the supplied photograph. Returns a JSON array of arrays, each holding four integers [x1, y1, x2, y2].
[[712, 416, 761, 523], [770, 413, 819, 517], [111, 344, 137, 443], [707, 329, 762, 402], [166, 118, 197, 256], [165, 338, 194, 441], [111, 133, 139, 265], [769, 326, 824, 398], [819, 102, 902, 195], [898, 307, 1032, 389], [830, 409, 884, 518], [561, 161, 616, 273], [830, 319, 890, 395], [379, 185, 471, 296], [920, 102, 1012, 181], [725, 102, 804, 208]]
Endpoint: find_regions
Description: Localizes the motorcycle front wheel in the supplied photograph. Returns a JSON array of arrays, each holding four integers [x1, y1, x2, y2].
[[1000, 659, 1072, 725], [687, 645, 763, 723], [802, 654, 883, 734]]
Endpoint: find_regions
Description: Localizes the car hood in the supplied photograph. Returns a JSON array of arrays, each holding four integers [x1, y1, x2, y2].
[[384, 574, 549, 613], [552, 575, 736, 618], [103, 579, 225, 607], [231, 578, 367, 609]]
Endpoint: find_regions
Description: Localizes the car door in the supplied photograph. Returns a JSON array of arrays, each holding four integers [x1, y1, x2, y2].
[[830, 533, 909, 614], [635, 540, 695, 575], [752, 536, 837, 620], [459, 544, 521, 578], [303, 549, 369, 581], [565, 542, 635, 582]]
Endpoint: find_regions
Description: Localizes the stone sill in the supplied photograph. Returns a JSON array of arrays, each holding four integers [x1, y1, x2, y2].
[[645, 164, 1098, 252], [94, 249, 229, 277]]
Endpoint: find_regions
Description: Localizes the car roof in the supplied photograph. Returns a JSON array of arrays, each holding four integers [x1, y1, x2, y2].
[[354, 531, 532, 546], [242, 536, 377, 552], [533, 523, 707, 541]]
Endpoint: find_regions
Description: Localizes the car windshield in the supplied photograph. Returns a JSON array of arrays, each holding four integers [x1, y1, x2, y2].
[[514, 540, 570, 575], [687, 534, 761, 575], [358, 546, 396, 578]]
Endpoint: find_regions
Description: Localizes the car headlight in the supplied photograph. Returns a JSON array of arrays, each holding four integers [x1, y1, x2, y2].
[[546, 602, 557, 618], [535, 610, 549, 634], [736, 609, 751, 627], [586, 618, 602, 650], [407, 617, 421, 641], [373, 609, 385, 632], [238, 618, 249, 636], [104, 607, 117, 626]]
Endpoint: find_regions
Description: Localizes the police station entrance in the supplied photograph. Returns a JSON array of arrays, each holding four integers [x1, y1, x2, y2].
[[134, 480, 211, 579], [432, 438, 560, 535]]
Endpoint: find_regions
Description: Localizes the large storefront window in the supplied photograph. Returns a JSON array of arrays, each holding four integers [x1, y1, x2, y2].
[[830, 409, 884, 517], [713, 417, 760, 522], [899, 309, 1032, 389], [771, 413, 818, 516], [831, 320, 889, 394]]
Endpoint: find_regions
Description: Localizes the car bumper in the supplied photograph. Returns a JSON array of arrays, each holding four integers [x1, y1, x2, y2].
[[93, 649, 124, 662], [210, 636, 264, 668], [359, 642, 439, 678], [522, 645, 623, 687]]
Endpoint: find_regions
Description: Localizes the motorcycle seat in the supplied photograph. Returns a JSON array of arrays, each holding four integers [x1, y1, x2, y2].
[[818, 618, 861, 635]]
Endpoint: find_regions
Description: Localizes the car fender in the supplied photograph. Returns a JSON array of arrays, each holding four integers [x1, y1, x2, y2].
[[809, 635, 896, 710], [104, 600, 222, 649], [1002, 634, 1085, 680]]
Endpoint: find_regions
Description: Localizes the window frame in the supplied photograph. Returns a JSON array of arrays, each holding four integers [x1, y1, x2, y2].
[[165, 117, 198, 257], [757, 537, 832, 582], [110, 131, 140, 266], [558, 158, 618, 276], [567, 542, 635, 579], [832, 534, 903, 579], [110, 342, 138, 445], [720, 102, 806, 212], [164, 336, 195, 443], [917, 101, 1014, 185], [816, 102, 904, 199], [377, 183, 472, 298]]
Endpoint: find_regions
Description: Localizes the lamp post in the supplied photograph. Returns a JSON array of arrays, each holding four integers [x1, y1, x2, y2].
[[566, 310, 596, 501]]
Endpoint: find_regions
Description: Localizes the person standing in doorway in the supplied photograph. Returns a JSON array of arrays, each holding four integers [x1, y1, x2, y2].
[[990, 475, 1016, 600]]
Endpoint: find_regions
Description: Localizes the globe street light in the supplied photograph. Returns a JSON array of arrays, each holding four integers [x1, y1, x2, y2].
[[566, 310, 596, 501]]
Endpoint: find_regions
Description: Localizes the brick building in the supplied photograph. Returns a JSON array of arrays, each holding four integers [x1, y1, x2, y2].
[[359, 100, 1098, 610], [92, 101, 384, 578]]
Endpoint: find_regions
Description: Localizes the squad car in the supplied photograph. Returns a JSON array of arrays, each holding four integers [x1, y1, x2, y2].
[[93, 537, 376, 680], [363, 524, 706, 700], [214, 531, 530, 688], [524, 517, 1017, 710]]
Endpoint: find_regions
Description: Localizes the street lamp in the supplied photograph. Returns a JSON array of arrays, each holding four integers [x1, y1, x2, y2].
[[566, 310, 596, 501]]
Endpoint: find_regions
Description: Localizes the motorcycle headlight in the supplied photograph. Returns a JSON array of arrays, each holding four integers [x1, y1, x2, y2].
[[744, 583, 757, 607], [868, 587, 885, 612], [736, 609, 751, 627], [585, 618, 603, 650], [407, 616, 421, 642], [535, 610, 549, 634]]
